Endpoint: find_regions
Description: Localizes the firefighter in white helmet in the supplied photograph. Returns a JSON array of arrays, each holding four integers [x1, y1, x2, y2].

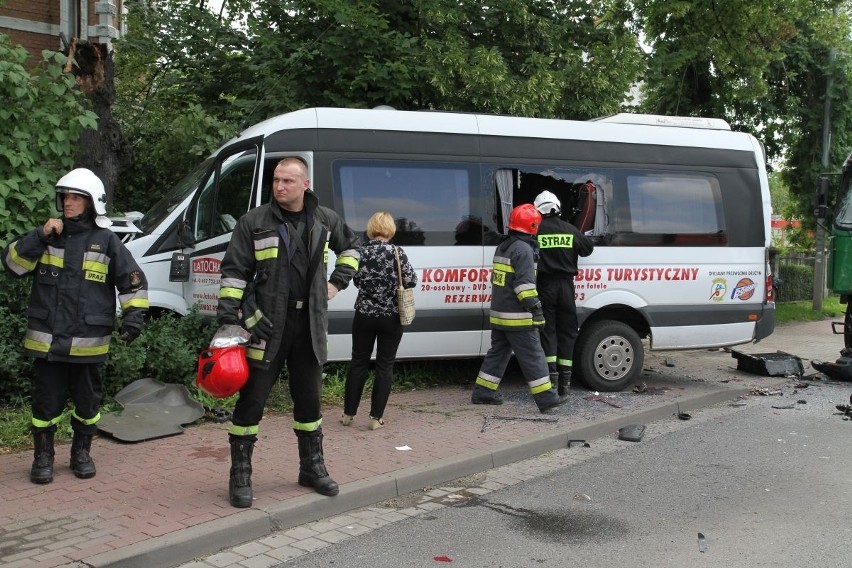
[[533, 190, 594, 399], [2, 168, 149, 484]]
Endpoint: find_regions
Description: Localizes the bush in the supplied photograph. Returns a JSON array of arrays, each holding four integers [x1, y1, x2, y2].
[[776, 264, 813, 302], [0, 265, 217, 404]]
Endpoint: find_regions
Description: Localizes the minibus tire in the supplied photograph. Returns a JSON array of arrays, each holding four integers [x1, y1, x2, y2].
[[575, 320, 643, 392]]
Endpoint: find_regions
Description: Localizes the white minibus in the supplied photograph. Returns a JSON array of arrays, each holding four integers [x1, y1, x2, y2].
[[111, 107, 775, 391]]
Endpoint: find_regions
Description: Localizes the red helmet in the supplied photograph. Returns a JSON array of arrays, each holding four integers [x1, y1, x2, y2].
[[508, 203, 542, 235], [196, 346, 249, 398]]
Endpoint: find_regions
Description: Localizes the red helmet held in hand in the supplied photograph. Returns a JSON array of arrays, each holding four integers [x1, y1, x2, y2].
[[508, 203, 542, 235], [196, 346, 249, 398]]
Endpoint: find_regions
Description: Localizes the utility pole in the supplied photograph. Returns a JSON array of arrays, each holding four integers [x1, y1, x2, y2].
[[814, 40, 837, 311]]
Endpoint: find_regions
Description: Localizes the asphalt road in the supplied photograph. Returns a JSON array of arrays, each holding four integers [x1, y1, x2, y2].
[[273, 381, 852, 568]]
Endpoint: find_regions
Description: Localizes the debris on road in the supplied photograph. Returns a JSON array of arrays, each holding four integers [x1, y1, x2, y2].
[[750, 387, 783, 396], [584, 395, 623, 408], [568, 440, 590, 448], [480, 415, 558, 432], [812, 357, 852, 382], [617, 424, 646, 442], [731, 350, 804, 377]]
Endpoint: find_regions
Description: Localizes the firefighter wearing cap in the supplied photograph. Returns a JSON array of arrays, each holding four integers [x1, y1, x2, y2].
[[533, 190, 594, 399], [470, 203, 565, 413], [2, 168, 149, 484], [215, 157, 360, 508]]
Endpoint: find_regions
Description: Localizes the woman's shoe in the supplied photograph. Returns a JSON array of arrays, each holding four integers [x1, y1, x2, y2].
[[340, 414, 354, 426], [369, 417, 384, 430]]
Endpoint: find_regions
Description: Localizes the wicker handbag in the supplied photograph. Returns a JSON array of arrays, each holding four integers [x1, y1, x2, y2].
[[394, 246, 415, 326]]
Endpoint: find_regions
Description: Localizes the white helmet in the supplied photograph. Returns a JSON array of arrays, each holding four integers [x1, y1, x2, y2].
[[534, 190, 561, 215], [55, 168, 112, 228]]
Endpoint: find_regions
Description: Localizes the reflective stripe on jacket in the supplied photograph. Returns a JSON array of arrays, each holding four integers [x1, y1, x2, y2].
[[217, 192, 360, 367], [488, 234, 540, 330], [2, 223, 149, 363]]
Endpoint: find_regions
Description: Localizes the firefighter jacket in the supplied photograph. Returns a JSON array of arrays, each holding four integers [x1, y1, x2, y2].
[[488, 233, 542, 330], [536, 214, 595, 279], [216, 191, 360, 368], [2, 218, 149, 363]]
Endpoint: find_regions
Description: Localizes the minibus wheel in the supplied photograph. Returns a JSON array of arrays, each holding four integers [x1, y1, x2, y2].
[[575, 320, 643, 392]]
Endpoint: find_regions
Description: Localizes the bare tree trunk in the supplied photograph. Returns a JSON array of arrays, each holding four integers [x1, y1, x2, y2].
[[67, 40, 132, 207]]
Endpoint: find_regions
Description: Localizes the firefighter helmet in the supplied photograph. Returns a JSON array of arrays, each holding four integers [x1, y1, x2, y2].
[[534, 190, 561, 215], [507, 203, 542, 235], [196, 346, 249, 398], [55, 168, 112, 228]]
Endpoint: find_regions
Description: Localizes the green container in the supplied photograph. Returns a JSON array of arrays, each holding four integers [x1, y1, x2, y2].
[[829, 231, 852, 295]]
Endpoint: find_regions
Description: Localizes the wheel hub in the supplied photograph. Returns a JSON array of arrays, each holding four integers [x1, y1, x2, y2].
[[593, 335, 634, 380]]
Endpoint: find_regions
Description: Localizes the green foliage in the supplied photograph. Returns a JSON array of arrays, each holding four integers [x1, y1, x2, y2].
[[636, 0, 852, 226], [109, 0, 647, 214], [0, 273, 32, 402], [106, 308, 218, 391], [775, 295, 843, 323], [776, 263, 814, 302], [0, 34, 98, 246]]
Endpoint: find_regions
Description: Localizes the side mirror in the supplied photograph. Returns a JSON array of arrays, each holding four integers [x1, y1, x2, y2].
[[169, 252, 190, 282]]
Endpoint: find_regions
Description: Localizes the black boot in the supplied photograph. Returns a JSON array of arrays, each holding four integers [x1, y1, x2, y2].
[[31, 427, 55, 484], [296, 429, 339, 496], [557, 369, 572, 399], [471, 383, 503, 405], [70, 432, 97, 479], [229, 435, 255, 508], [533, 388, 567, 413]]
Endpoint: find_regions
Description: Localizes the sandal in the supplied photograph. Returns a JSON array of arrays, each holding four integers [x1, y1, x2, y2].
[[340, 414, 354, 426], [369, 417, 385, 430]]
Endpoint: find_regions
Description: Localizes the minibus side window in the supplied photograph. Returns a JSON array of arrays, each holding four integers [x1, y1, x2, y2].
[[335, 160, 478, 246], [610, 172, 726, 246], [193, 149, 258, 241]]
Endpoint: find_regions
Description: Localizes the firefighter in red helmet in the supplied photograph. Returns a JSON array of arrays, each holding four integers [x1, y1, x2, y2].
[[471, 203, 565, 413]]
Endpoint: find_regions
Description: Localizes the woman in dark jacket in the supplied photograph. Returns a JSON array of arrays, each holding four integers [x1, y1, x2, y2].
[[342, 211, 417, 430]]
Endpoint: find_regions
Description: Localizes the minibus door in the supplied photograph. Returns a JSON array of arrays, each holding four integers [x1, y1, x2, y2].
[[179, 140, 264, 316]]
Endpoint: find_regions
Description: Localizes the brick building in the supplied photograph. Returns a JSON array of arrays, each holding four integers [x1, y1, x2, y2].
[[0, 0, 125, 63]]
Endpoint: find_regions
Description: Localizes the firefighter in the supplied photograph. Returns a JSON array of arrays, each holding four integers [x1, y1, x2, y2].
[[471, 203, 565, 413], [534, 190, 595, 398], [2, 168, 149, 484], [216, 157, 360, 508]]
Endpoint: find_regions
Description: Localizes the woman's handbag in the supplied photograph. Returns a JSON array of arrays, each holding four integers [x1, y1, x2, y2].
[[394, 246, 415, 326]]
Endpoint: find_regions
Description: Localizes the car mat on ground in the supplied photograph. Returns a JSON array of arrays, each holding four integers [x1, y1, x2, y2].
[[617, 424, 646, 442], [97, 378, 205, 442]]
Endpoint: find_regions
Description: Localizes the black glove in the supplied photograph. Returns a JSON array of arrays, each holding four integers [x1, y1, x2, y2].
[[119, 325, 142, 344], [242, 294, 273, 342], [530, 304, 545, 327]]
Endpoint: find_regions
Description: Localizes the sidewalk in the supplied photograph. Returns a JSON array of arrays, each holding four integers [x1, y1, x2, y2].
[[0, 319, 844, 568]]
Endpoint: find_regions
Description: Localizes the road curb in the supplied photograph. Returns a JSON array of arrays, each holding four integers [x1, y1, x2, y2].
[[81, 386, 748, 568]]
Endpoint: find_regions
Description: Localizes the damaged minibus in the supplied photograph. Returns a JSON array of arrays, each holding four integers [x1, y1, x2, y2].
[[110, 107, 775, 391]]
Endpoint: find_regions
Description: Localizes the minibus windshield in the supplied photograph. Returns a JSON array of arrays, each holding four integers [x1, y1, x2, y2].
[[140, 157, 214, 233]]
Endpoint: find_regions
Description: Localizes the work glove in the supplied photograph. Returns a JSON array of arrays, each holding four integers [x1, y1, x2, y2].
[[530, 304, 545, 327], [241, 292, 273, 343], [210, 324, 252, 348], [119, 324, 142, 344]]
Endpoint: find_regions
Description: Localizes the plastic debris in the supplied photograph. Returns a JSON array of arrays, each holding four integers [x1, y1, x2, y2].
[[731, 350, 804, 376], [617, 424, 646, 442], [433, 555, 453, 562], [698, 532, 707, 553], [584, 395, 623, 408], [568, 440, 590, 448]]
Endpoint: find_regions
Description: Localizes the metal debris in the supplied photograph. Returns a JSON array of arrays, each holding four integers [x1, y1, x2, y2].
[[480, 415, 558, 432]]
